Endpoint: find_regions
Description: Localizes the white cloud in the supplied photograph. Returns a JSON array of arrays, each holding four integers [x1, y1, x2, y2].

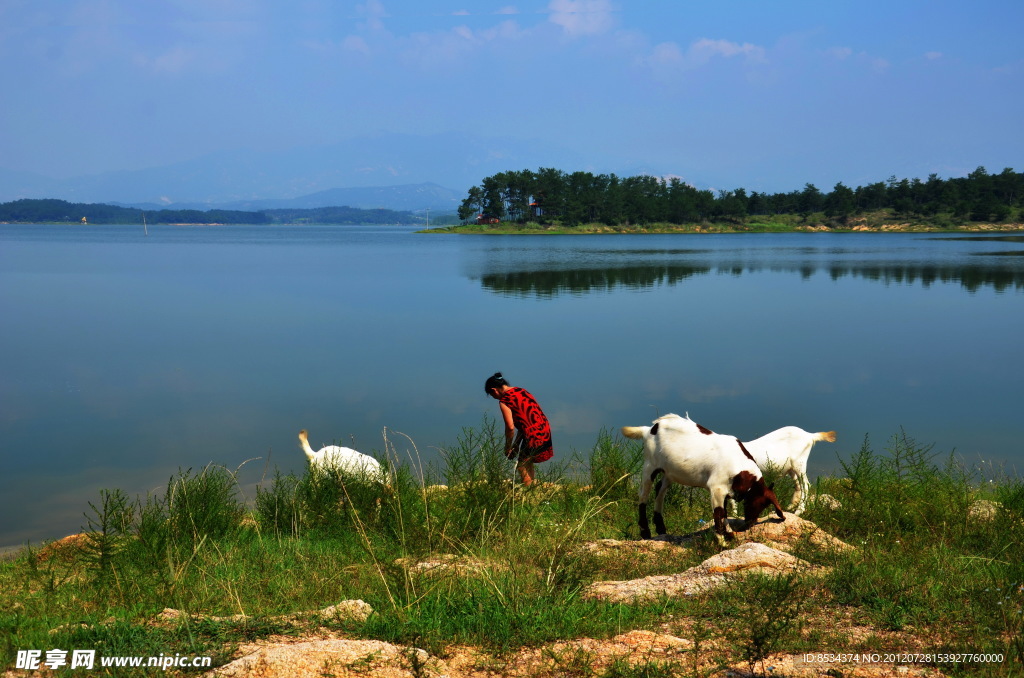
[[397, 19, 527, 69], [823, 46, 891, 74], [688, 38, 766, 65], [642, 37, 767, 76], [150, 46, 198, 74], [355, 0, 388, 32], [924, 51, 942, 60], [659, 173, 691, 186], [447, 7, 518, 17], [647, 42, 685, 69], [548, 0, 615, 37], [343, 35, 371, 55]]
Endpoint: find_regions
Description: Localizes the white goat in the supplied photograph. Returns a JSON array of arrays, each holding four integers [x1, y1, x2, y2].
[[622, 413, 784, 541], [298, 429, 386, 483], [743, 427, 836, 515]]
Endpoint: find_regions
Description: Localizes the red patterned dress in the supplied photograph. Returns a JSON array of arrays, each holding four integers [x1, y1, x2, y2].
[[499, 387, 554, 463]]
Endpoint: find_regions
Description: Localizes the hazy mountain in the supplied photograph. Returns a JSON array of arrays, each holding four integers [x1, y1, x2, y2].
[[215, 183, 462, 211], [110, 183, 461, 213], [0, 131, 592, 207]]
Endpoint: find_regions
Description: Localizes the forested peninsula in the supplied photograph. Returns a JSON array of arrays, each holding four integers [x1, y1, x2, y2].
[[440, 166, 1024, 233], [0, 199, 415, 225]]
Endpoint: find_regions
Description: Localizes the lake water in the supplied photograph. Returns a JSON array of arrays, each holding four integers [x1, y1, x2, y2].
[[2, 224, 1023, 548]]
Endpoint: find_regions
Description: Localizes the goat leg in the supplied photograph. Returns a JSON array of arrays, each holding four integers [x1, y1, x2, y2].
[[652, 476, 669, 535], [638, 502, 651, 539]]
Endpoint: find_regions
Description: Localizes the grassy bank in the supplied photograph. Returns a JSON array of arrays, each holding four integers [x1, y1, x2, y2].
[[420, 210, 1024, 234], [1, 422, 1022, 676]]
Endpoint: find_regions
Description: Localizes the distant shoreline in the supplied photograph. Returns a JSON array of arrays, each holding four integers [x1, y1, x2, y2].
[[420, 222, 1024, 235]]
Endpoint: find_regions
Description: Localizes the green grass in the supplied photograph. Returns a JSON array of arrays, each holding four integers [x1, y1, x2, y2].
[[2, 423, 1022, 675]]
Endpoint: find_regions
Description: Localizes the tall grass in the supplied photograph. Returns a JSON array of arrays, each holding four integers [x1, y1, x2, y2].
[[805, 431, 1024, 673], [716, 573, 807, 675], [1, 424, 1022, 676]]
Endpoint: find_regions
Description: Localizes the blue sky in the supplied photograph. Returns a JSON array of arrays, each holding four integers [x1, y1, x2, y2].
[[2, 0, 1022, 194]]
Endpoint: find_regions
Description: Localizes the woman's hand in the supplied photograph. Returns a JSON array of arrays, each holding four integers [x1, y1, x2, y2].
[[506, 430, 522, 459]]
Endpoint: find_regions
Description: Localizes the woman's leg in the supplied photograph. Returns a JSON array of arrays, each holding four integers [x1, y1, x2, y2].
[[517, 458, 535, 485]]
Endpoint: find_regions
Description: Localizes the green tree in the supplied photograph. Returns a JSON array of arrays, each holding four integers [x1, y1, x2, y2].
[[499, 169, 533, 222], [855, 182, 887, 211], [798, 183, 824, 215], [716, 189, 748, 219], [599, 174, 625, 225], [480, 175, 506, 221], [532, 167, 566, 223], [458, 186, 484, 222], [747, 191, 768, 216], [824, 182, 855, 221]]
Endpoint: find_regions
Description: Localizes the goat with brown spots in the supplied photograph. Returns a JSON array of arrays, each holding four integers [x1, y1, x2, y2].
[[622, 413, 784, 543]]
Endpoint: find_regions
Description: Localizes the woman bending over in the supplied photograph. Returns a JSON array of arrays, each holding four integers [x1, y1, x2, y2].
[[484, 372, 554, 486]]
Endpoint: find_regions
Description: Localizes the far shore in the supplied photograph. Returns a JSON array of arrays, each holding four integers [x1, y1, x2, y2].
[[421, 221, 1024, 235]]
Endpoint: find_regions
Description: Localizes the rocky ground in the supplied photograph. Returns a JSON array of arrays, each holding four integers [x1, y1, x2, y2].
[[198, 514, 947, 677], [202, 634, 948, 678], [8, 511, 975, 677]]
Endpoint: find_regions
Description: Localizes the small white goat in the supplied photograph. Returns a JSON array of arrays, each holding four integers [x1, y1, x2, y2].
[[298, 429, 385, 482], [622, 413, 784, 541], [743, 427, 836, 515]]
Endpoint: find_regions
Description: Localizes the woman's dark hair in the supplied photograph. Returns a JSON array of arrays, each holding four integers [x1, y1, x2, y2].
[[484, 372, 509, 394]]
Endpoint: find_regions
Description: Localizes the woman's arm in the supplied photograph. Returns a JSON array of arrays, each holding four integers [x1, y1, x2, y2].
[[499, 401, 517, 457]]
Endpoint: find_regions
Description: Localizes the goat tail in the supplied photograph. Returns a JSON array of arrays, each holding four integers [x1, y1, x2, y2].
[[815, 431, 837, 443], [621, 426, 648, 440]]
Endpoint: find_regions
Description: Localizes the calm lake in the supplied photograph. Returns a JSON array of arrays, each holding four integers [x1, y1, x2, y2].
[[1, 224, 1023, 548]]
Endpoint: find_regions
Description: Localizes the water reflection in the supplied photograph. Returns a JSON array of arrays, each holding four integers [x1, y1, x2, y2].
[[929, 235, 1024, 243], [470, 238, 1024, 297], [479, 264, 712, 297], [477, 261, 1024, 296], [826, 262, 1024, 292]]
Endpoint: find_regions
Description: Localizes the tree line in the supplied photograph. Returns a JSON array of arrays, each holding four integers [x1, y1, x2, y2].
[[457, 166, 1023, 227], [0, 199, 415, 225]]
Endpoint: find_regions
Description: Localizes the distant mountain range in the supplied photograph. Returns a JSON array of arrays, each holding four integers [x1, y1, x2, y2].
[[116, 182, 463, 213], [0, 198, 419, 225], [0, 131, 598, 210]]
